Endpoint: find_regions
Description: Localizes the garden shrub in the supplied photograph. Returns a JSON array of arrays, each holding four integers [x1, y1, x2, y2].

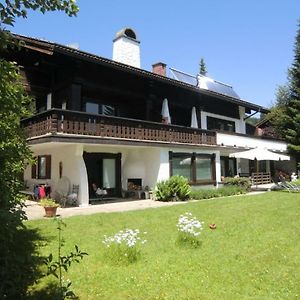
[[155, 180, 173, 202], [155, 175, 191, 201], [190, 186, 246, 200], [223, 177, 251, 191]]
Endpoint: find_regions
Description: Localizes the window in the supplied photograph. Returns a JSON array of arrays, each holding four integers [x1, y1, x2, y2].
[[195, 157, 212, 181], [86, 102, 99, 114], [101, 104, 115, 116], [31, 155, 51, 179], [220, 157, 236, 178], [85, 102, 115, 116], [207, 116, 236, 132], [170, 152, 216, 184], [172, 155, 192, 181]]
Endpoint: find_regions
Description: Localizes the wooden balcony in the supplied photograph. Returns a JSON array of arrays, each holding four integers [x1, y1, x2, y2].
[[22, 109, 217, 146]]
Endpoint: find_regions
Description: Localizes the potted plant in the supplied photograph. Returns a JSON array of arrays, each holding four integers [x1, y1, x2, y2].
[[39, 198, 60, 217]]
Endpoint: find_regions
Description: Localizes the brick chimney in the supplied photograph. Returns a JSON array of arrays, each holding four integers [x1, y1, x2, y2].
[[152, 62, 167, 76]]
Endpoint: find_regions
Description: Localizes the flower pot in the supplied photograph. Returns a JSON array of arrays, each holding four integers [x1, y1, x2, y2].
[[44, 206, 58, 217]]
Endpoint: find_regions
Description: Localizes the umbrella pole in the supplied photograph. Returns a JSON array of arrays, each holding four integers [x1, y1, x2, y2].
[[256, 159, 259, 188]]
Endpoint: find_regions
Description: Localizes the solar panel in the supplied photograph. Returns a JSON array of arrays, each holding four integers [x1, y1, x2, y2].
[[170, 68, 240, 99], [169, 68, 198, 86], [199, 75, 240, 99]]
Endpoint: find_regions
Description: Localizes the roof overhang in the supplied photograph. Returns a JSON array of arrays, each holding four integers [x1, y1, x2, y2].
[[12, 33, 269, 114]]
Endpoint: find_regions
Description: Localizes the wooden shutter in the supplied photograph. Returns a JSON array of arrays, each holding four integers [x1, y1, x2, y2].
[[31, 157, 37, 179], [31, 164, 36, 179], [45, 155, 51, 179]]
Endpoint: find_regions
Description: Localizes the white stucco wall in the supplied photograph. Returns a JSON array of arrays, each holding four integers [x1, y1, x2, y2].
[[83, 145, 219, 190], [83, 145, 166, 190], [112, 36, 141, 68], [157, 149, 170, 182], [23, 142, 224, 207], [215, 151, 221, 186], [238, 106, 246, 134], [122, 149, 146, 184], [217, 132, 288, 152], [24, 143, 89, 206], [200, 110, 245, 134]]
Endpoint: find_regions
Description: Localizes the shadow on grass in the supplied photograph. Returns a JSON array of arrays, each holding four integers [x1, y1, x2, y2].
[[176, 237, 203, 249], [0, 209, 61, 300], [27, 282, 64, 300]]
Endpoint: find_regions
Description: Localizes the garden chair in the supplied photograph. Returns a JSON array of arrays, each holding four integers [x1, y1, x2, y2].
[[66, 184, 79, 206], [278, 178, 300, 192], [54, 176, 79, 207]]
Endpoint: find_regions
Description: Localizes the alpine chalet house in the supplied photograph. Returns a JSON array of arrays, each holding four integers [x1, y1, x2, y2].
[[4, 28, 294, 206]]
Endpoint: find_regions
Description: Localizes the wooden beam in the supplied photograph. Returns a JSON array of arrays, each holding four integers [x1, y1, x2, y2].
[[23, 44, 54, 55]]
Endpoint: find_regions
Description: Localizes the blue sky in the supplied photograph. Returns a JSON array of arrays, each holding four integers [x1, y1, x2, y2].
[[11, 0, 299, 108]]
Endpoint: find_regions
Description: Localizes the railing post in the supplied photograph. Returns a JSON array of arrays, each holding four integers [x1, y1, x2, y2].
[[51, 113, 58, 134]]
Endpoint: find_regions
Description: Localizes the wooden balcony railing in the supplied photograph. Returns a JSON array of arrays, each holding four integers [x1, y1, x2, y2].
[[22, 109, 217, 146]]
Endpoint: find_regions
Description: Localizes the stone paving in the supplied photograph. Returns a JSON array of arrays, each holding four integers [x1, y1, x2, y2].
[[24, 190, 267, 221], [24, 198, 186, 220]]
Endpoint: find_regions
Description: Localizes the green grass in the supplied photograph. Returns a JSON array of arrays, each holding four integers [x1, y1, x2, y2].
[[190, 185, 246, 200], [26, 192, 300, 299]]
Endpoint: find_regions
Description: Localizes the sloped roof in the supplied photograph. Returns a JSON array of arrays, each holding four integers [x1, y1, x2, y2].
[[170, 68, 240, 99], [12, 33, 269, 113]]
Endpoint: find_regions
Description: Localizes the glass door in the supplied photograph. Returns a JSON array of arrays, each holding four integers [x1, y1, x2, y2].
[[102, 158, 116, 196], [84, 152, 121, 199]]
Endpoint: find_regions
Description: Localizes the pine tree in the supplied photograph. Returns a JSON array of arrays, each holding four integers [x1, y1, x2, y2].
[[285, 20, 300, 156], [268, 20, 300, 165], [199, 58, 207, 76]]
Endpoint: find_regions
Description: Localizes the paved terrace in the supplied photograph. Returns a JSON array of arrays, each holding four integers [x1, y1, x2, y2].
[[23, 188, 270, 221], [24, 198, 188, 220]]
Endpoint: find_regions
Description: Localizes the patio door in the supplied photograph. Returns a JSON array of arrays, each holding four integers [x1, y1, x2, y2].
[[102, 158, 116, 191], [220, 157, 236, 177], [83, 152, 121, 198]]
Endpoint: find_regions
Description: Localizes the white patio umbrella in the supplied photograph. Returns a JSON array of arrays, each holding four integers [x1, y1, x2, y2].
[[229, 148, 290, 161], [190, 106, 198, 128], [230, 148, 290, 185], [161, 98, 171, 124]]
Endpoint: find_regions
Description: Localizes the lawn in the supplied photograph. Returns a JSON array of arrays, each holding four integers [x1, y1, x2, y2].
[[26, 192, 300, 300]]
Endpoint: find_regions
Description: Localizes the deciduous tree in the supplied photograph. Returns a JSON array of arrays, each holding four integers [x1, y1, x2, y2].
[[0, 1, 78, 298]]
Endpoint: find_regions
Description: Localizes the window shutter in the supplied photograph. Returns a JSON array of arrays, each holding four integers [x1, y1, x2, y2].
[[31, 157, 37, 179], [45, 155, 51, 179], [31, 164, 36, 179], [211, 154, 216, 182]]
